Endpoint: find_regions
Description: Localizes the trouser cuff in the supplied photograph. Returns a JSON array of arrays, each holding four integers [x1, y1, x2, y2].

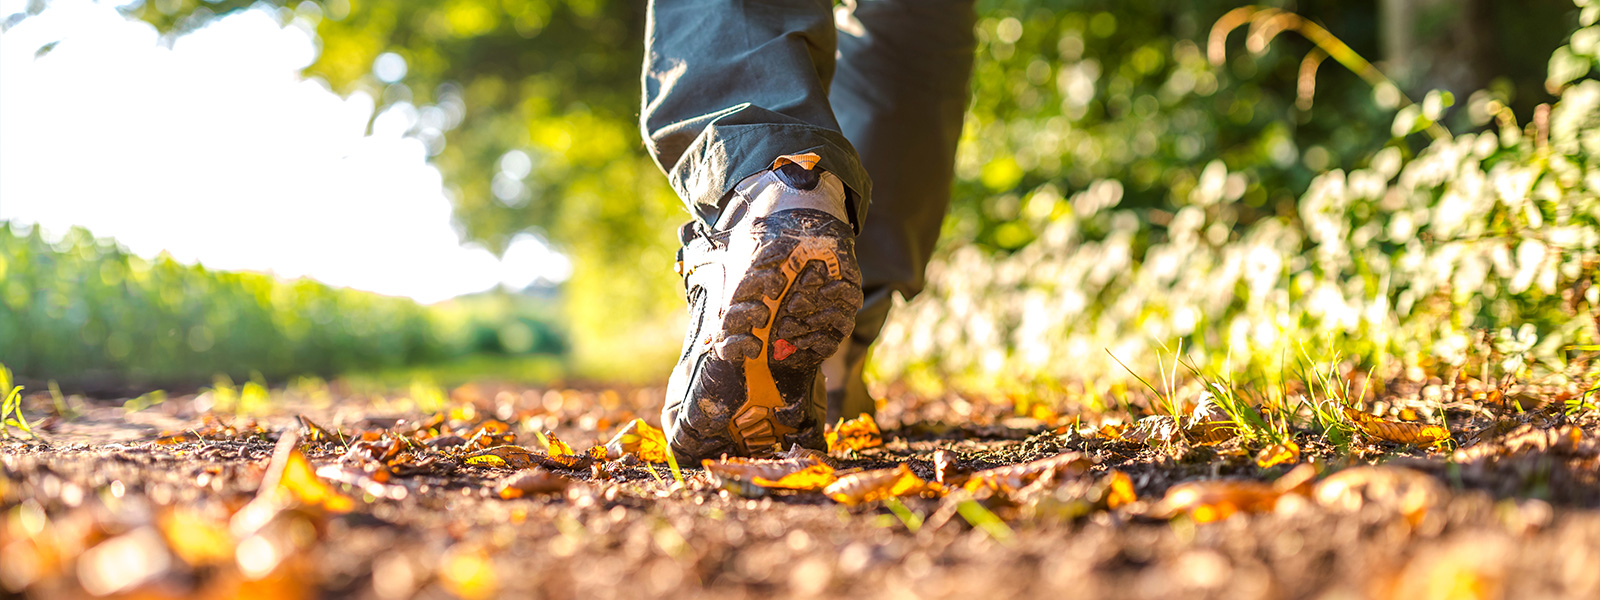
[[668, 122, 870, 234]]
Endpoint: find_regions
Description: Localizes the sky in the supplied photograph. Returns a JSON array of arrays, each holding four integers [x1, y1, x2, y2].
[[0, 0, 571, 304]]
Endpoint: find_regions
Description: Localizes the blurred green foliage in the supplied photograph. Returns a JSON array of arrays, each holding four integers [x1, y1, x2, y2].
[[91, 0, 1578, 379], [113, 0, 682, 374], [0, 223, 562, 390], [13, 0, 1589, 386], [874, 2, 1599, 390]]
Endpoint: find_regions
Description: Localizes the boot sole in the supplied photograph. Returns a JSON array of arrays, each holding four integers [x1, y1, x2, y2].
[[682, 209, 862, 458]]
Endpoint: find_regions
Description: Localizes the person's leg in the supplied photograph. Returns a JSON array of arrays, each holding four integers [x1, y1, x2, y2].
[[642, 0, 871, 229], [825, 0, 978, 422], [642, 0, 869, 460]]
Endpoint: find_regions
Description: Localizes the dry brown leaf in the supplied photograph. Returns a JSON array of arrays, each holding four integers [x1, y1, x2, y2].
[[1159, 479, 1280, 523], [465, 445, 589, 470], [776, 444, 835, 466], [825, 464, 933, 505], [1184, 393, 1235, 444], [1255, 440, 1301, 468], [603, 419, 673, 463], [1123, 415, 1181, 444], [826, 414, 884, 453], [963, 452, 1093, 494], [932, 449, 970, 486], [1344, 408, 1452, 446], [751, 464, 838, 491], [704, 454, 826, 486], [1313, 466, 1440, 526], [496, 470, 571, 499], [296, 415, 340, 444]]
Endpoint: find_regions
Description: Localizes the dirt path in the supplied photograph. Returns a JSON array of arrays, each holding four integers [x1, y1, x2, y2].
[[2, 383, 1596, 599]]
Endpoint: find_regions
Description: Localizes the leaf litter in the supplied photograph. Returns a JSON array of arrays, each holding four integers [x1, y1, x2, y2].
[[0, 378, 1595, 599]]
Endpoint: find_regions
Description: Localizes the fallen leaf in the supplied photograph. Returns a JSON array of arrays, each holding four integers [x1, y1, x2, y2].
[[703, 454, 830, 496], [536, 430, 575, 457], [468, 420, 515, 448], [603, 419, 673, 463], [1344, 408, 1451, 446], [315, 465, 409, 501], [159, 509, 234, 567], [751, 464, 838, 491], [776, 443, 835, 466], [438, 544, 497, 600], [276, 447, 354, 513], [465, 445, 589, 470], [1159, 479, 1280, 523], [1184, 393, 1235, 444], [932, 449, 970, 486], [963, 452, 1093, 494], [1100, 471, 1137, 509], [1096, 423, 1128, 440], [296, 415, 339, 444], [826, 414, 883, 453], [252, 432, 352, 514], [1313, 466, 1440, 526], [825, 464, 932, 505], [1123, 415, 1181, 444], [496, 470, 571, 499], [1255, 440, 1301, 468], [1024, 402, 1060, 424]]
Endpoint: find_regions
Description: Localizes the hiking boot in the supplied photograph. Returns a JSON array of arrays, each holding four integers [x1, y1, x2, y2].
[[664, 153, 864, 461]]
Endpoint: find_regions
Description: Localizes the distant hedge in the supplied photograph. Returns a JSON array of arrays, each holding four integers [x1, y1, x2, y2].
[[0, 223, 562, 390]]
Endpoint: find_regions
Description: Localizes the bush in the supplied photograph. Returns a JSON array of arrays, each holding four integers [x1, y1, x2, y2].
[[872, 7, 1600, 391], [0, 223, 564, 389]]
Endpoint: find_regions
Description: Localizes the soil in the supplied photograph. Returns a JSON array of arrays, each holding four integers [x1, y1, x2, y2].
[[2, 381, 1597, 600]]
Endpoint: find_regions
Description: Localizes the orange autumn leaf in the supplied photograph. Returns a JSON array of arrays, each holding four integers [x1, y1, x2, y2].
[[1097, 423, 1128, 440], [963, 452, 1093, 494], [825, 464, 932, 505], [276, 447, 354, 513], [703, 455, 825, 482], [1159, 479, 1280, 523], [468, 420, 515, 448], [1343, 408, 1452, 446], [1255, 440, 1301, 468], [496, 470, 570, 499], [826, 414, 883, 453], [1101, 470, 1138, 509], [603, 419, 673, 463], [465, 445, 589, 470], [438, 544, 498, 600], [536, 431, 575, 457], [1024, 402, 1060, 423], [752, 464, 838, 491], [158, 509, 235, 567], [704, 454, 830, 497]]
